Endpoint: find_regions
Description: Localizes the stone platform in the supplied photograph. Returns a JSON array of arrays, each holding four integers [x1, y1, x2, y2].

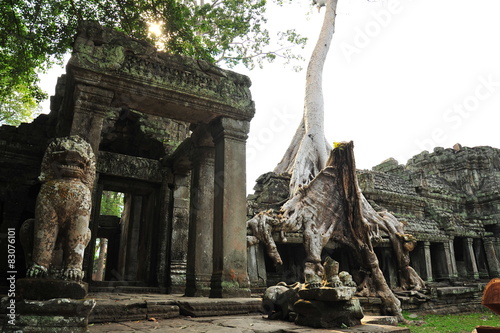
[[87, 293, 262, 323], [88, 314, 408, 333], [85, 293, 408, 333]]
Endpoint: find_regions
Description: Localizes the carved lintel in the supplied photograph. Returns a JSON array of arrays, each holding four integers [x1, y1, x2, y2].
[[97, 151, 163, 182], [70, 22, 255, 117]]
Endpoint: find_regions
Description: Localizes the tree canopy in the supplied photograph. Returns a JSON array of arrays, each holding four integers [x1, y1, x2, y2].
[[0, 0, 306, 125]]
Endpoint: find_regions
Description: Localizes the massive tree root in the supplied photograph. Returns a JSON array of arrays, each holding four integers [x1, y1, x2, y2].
[[248, 142, 424, 320], [274, 119, 331, 193]]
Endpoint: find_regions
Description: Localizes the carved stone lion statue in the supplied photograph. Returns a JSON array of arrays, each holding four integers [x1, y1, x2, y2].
[[21, 135, 96, 281]]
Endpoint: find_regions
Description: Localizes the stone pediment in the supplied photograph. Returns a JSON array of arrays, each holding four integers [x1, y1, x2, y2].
[[68, 21, 255, 124]]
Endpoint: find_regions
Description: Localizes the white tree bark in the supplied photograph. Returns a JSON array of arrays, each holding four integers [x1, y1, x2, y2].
[[274, 0, 337, 193], [248, 0, 425, 321]]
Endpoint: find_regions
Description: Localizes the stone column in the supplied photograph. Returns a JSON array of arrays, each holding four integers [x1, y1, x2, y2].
[[70, 85, 113, 280], [157, 168, 174, 292], [186, 126, 215, 297], [423, 241, 433, 282], [465, 238, 479, 280], [484, 237, 500, 278], [209, 118, 251, 298], [474, 239, 489, 278], [443, 241, 456, 280], [247, 243, 267, 292], [124, 195, 142, 281], [170, 173, 191, 294], [70, 84, 114, 153], [448, 239, 458, 279], [495, 238, 500, 264], [381, 247, 398, 288]]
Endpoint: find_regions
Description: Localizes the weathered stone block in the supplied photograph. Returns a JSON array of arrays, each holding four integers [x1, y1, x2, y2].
[[17, 315, 87, 327], [177, 298, 261, 317], [298, 286, 355, 302], [294, 298, 364, 329], [90, 299, 147, 322], [17, 278, 88, 301], [12, 298, 95, 316], [145, 301, 180, 319], [1, 298, 95, 333]]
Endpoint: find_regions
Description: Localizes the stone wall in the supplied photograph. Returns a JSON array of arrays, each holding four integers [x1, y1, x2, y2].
[[247, 145, 500, 303], [0, 116, 51, 279], [0, 75, 191, 291], [0, 67, 190, 294], [364, 145, 500, 281]]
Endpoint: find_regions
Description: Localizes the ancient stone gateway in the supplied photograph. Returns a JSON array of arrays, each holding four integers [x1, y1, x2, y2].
[[0, 21, 254, 299], [70, 22, 255, 298]]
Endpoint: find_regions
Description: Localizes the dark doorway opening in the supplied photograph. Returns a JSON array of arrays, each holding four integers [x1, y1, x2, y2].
[[85, 176, 161, 291]]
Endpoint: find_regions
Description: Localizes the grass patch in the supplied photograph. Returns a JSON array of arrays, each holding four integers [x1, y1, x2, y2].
[[400, 310, 500, 333]]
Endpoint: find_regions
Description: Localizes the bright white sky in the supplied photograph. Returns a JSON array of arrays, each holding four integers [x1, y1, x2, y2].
[[40, 0, 500, 194]]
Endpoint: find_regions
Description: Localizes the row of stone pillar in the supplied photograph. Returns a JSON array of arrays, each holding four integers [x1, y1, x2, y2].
[[417, 237, 500, 282]]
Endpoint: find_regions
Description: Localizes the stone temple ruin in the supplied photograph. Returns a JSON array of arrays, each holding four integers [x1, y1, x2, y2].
[[248, 143, 500, 313], [1, 21, 256, 330], [362, 146, 500, 283], [0, 20, 499, 331]]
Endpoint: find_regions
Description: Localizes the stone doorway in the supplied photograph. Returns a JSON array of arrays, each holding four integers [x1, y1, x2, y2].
[[430, 242, 450, 281], [374, 246, 399, 289], [92, 190, 123, 282], [86, 176, 162, 292]]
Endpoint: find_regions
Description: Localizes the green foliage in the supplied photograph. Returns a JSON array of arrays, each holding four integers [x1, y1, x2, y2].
[[0, 0, 53, 125], [0, 84, 42, 126], [0, 0, 307, 124], [400, 310, 500, 333], [100, 191, 124, 217]]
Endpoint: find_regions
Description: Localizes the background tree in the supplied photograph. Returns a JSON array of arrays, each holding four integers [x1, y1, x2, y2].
[[100, 191, 124, 217], [0, 0, 306, 125], [0, 85, 42, 126]]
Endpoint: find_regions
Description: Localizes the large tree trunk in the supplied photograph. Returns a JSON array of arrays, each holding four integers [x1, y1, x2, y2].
[[249, 142, 424, 320], [323, 142, 406, 318], [274, 0, 337, 193], [248, 0, 424, 321]]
